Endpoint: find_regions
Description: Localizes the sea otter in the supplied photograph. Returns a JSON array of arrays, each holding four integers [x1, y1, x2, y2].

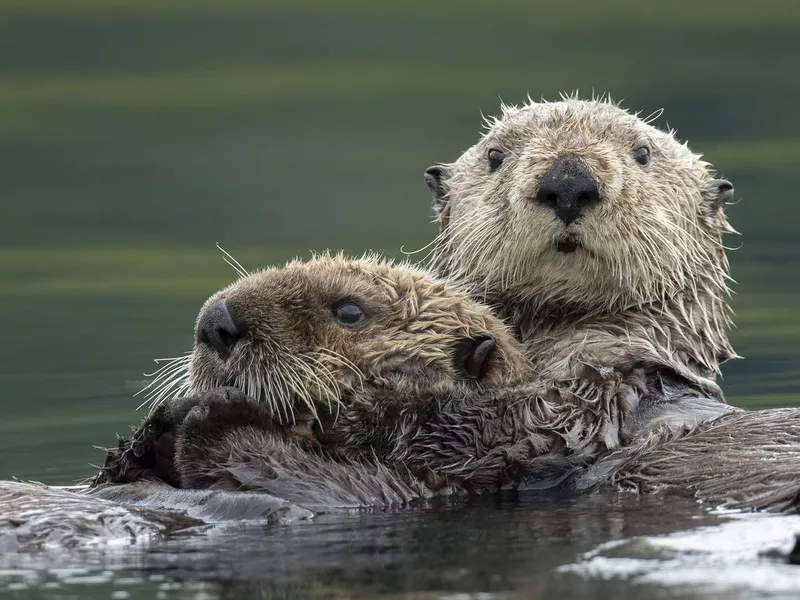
[[423, 96, 738, 432], [95, 254, 642, 501], [1, 255, 646, 551], [97, 255, 800, 515], [3, 244, 796, 556]]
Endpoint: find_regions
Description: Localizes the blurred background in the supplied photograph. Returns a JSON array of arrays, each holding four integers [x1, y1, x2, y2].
[[0, 0, 798, 483]]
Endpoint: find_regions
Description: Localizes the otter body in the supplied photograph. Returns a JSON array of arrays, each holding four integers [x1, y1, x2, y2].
[[2, 254, 643, 552], [424, 97, 738, 429], [576, 407, 800, 513], [95, 255, 642, 502], [97, 255, 800, 515]]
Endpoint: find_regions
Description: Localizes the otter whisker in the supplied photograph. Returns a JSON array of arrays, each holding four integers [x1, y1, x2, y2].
[[135, 353, 192, 409], [642, 107, 664, 124], [138, 368, 190, 404], [293, 355, 336, 417], [139, 371, 190, 409], [400, 236, 440, 259], [216, 243, 250, 279], [312, 349, 365, 390], [140, 353, 192, 380]]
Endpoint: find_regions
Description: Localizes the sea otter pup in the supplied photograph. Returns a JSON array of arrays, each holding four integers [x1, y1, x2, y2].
[[98, 257, 800, 511], [424, 96, 738, 431], [95, 254, 642, 502], [3, 255, 643, 552], [95, 254, 800, 515]]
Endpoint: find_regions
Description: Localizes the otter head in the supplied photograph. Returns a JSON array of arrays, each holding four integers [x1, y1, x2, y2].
[[427, 97, 736, 314], [146, 254, 532, 426]]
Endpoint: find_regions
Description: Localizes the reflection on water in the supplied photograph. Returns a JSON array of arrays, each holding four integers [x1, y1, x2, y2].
[[2, 491, 765, 600], [562, 511, 800, 599]]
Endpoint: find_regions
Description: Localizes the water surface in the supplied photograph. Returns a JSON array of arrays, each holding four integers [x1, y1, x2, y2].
[[5, 491, 785, 600]]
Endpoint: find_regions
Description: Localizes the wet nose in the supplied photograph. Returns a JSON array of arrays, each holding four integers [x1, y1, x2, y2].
[[535, 156, 600, 225], [196, 299, 240, 359]]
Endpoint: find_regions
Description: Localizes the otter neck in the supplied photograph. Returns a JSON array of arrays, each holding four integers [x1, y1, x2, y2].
[[492, 281, 735, 392]]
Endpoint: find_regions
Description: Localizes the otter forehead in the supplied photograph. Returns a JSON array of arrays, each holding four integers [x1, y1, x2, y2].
[[481, 99, 684, 156], [206, 255, 495, 333]]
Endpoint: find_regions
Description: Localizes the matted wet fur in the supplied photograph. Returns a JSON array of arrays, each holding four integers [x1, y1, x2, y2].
[[0, 479, 314, 552], [95, 255, 647, 503], [573, 408, 800, 513], [424, 95, 738, 420], [94, 254, 800, 515]]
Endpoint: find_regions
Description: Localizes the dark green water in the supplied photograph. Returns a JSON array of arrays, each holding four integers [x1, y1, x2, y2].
[[1, 2, 800, 598]]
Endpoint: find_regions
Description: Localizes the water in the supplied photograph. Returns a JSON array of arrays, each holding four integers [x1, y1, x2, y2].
[[3, 492, 786, 600], [2, 1, 800, 598]]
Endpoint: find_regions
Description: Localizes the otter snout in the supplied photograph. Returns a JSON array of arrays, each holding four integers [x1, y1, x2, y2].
[[196, 299, 240, 359], [535, 156, 600, 225]]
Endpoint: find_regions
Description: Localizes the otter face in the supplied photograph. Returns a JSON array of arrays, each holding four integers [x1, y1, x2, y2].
[[144, 255, 531, 424], [427, 98, 735, 311]]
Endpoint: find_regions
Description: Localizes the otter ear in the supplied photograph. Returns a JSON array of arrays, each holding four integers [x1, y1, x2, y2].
[[701, 178, 734, 216], [424, 165, 451, 228], [454, 333, 495, 380]]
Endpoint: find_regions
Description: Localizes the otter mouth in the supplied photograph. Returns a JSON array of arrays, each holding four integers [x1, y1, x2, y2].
[[555, 236, 581, 254]]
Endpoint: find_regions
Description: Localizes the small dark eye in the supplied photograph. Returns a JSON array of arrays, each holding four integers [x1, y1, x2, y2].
[[487, 149, 505, 172], [334, 302, 365, 327], [633, 146, 651, 167]]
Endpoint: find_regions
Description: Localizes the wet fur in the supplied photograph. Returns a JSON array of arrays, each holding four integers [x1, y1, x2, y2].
[[94, 254, 800, 516], [573, 408, 800, 513], [427, 96, 737, 411], [94, 257, 653, 505], [99, 358, 646, 505]]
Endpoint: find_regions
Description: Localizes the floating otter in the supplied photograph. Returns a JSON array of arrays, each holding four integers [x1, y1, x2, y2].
[[4, 241, 798, 555], [2, 254, 647, 551], [96, 254, 640, 502], [424, 96, 738, 430], [96, 255, 800, 515]]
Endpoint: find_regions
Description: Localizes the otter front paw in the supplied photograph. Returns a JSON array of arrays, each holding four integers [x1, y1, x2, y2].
[[93, 394, 207, 487], [180, 387, 272, 438], [174, 387, 277, 489]]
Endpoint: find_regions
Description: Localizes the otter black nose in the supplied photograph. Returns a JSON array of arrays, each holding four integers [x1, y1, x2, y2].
[[535, 156, 600, 225], [196, 299, 240, 359]]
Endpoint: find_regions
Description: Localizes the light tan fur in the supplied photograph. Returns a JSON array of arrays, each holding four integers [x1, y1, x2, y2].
[[428, 96, 737, 398]]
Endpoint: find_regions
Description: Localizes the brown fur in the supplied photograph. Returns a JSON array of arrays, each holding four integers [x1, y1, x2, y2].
[[143, 253, 534, 422], [426, 96, 738, 403], [96, 255, 645, 502], [76, 253, 800, 518]]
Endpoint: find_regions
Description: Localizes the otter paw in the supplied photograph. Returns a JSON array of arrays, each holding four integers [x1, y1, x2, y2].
[[180, 387, 273, 438], [92, 394, 208, 487]]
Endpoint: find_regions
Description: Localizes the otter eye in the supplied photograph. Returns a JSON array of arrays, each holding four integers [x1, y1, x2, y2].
[[487, 149, 505, 172], [633, 146, 651, 167], [334, 302, 365, 327]]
